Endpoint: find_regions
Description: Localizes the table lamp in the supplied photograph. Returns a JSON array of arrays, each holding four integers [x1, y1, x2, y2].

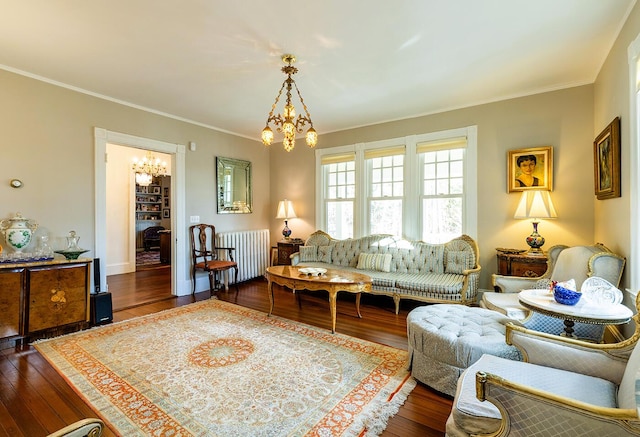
[[276, 199, 297, 239], [514, 190, 557, 255]]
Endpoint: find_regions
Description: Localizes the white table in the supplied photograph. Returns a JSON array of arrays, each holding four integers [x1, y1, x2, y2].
[[518, 288, 633, 338]]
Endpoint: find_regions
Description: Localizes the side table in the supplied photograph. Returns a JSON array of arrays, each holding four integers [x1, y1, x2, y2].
[[277, 240, 303, 265], [519, 288, 633, 338], [496, 250, 547, 277]]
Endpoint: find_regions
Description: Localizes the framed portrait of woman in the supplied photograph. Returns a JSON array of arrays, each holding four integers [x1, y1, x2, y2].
[[507, 146, 553, 193]]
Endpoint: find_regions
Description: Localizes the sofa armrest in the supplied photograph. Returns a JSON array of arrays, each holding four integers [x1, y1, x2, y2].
[[506, 323, 631, 384], [475, 371, 640, 436], [492, 273, 549, 293], [290, 252, 300, 265]]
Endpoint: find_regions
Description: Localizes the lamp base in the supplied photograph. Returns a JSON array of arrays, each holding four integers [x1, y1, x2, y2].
[[525, 221, 545, 255], [282, 220, 292, 239]]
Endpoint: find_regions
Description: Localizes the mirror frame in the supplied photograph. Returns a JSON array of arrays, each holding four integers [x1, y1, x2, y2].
[[216, 157, 252, 214]]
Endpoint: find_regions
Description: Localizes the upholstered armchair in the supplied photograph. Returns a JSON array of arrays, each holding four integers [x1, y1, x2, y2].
[[446, 302, 640, 436], [47, 418, 104, 437], [483, 243, 625, 340]]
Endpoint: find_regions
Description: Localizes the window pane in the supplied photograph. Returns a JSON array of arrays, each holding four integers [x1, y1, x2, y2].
[[451, 160, 463, 177], [422, 198, 462, 243], [370, 199, 402, 236], [327, 201, 353, 239], [450, 177, 463, 194]]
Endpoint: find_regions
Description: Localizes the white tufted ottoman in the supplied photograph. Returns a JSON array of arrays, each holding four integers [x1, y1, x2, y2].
[[407, 304, 522, 397]]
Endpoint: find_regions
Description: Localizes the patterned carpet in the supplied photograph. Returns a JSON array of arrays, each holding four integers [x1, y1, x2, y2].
[[136, 249, 160, 266], [35, 299, 415, 436]]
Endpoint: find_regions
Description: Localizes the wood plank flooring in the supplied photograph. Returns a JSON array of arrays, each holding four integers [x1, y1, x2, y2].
[[0, 269, 452, 437]]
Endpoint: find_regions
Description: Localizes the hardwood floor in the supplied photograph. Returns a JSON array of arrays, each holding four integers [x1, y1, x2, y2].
[[0, 270, 452, 437]]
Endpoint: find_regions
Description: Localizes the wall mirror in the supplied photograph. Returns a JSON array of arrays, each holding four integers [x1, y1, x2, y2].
[[216, 157, 252, 214]]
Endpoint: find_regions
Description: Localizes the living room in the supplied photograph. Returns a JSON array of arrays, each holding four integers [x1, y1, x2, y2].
[[1, 3, 638, 301], [2, 2, 640, 435]]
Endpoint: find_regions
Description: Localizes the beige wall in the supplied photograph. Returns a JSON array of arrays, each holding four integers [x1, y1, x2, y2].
[[0, 69, 270, 293], [271, 85, 597, 290], [5, 6, 640, 295], [594, 2, 640, 296]]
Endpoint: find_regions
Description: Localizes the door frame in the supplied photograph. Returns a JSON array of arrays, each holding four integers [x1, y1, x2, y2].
[[94, 127, 188, 296]]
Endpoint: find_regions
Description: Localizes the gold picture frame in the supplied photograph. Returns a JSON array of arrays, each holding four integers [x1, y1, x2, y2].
[[507, 146, 553, 193], [594, 117, 621, 200]]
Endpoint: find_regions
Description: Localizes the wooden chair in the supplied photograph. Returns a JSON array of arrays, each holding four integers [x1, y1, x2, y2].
[[189, 224, 239, 294]]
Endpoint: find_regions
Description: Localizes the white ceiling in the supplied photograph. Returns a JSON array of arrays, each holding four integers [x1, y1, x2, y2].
[[0, 1, 635, 141]]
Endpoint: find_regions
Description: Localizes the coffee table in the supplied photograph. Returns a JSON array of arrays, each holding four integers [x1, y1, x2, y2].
[[265, 265, 372, 333], [518, 288, 633, 338]]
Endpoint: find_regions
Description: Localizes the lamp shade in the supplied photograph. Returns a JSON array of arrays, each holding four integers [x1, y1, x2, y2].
[[514, 191, 557, 220], [276, 199, 297, 219]]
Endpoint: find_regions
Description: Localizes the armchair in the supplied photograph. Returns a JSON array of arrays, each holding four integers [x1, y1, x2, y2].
[[142, 225, 165, 251], [483, 243, 625, 341], [189, 224, 239, 295], [446, 300, 640, 436], [47, 418, 104, 437]]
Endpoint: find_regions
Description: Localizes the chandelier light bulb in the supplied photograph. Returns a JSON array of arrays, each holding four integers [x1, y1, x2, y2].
[[284, 104, 295, 119], [283, 120, 295, 136], [261, 126, 274, 146], [283, 136, 295, 152], [306, 127, 318, 147]]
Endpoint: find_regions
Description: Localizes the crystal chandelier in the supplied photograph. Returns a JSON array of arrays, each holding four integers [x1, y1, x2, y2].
[[261, 54, 318, 152], [132, 151, 167, 186]]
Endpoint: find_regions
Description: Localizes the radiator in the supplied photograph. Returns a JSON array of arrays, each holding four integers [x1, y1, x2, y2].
[[216, 229, 270, 282]]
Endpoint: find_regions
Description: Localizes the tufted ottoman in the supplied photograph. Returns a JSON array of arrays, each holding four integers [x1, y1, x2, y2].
[[407, 304, 522, 397]]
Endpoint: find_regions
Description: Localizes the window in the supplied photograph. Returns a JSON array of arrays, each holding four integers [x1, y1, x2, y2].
[[322, 153, 355, 239], [627, 34, 640, 295], [316, 127, 477, 242], [419, 138, 466, 243], [366, 147, 405, 236]]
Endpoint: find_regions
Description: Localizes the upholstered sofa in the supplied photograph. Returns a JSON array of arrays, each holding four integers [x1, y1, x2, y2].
[[290, 230, 481, 313]]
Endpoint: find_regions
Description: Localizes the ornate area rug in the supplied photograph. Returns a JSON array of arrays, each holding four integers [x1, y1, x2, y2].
[[35, 299, 415, 436], [136, 249, 160, 266]]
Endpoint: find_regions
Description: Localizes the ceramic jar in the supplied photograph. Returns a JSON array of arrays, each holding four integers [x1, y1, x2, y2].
[[0, 213, 38, 252]]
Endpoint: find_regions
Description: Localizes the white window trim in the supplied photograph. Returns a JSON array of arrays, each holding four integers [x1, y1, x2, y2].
[[627, 34, 640, 295], [315, 126, 478, 241]]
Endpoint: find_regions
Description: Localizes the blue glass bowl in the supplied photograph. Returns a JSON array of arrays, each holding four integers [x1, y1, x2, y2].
[[553, 285, 582, 305]]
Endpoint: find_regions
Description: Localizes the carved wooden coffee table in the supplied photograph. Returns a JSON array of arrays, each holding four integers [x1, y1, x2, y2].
[[265, 265, 372, 333]]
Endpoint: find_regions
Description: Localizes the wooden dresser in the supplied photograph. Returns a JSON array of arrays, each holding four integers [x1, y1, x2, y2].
[[496, 250, 547, 277], [0, 258, 91, 348]]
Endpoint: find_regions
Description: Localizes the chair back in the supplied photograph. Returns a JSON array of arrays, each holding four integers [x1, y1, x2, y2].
[[618, 336, 640, 409], [549, 244, 625, 288], [189, 224, 218, 263]]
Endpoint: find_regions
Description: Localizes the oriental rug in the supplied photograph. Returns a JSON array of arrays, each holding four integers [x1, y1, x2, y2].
[[35, 299, 415, 437]]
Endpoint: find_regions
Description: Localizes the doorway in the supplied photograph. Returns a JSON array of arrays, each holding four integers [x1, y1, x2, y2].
[[94, 128, 188, 297]]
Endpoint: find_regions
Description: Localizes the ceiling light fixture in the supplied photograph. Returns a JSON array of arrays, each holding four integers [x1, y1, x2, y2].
[[132, 151, 167, 186], [261, 54, 317, 152]]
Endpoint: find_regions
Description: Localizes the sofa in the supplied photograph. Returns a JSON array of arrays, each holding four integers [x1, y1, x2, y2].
[[290, 230, 481, 313]]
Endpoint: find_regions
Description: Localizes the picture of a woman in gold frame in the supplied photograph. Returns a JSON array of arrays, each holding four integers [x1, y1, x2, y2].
[[507, 146, 553, 193]]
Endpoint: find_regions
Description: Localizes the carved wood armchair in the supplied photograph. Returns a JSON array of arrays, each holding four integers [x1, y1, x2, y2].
[[446, 297, 640, 436], [189, 224, 238, 294]]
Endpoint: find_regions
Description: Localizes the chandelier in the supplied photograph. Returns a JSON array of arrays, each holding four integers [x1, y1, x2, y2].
[[132, 151, 167, 186], [261, 54, 318, 152]]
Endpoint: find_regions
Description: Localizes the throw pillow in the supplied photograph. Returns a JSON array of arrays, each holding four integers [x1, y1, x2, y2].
[[318, 245, 333, 263], [299, 245, 318, 262], [356, 253, 392, 272], [445, 250, 471, 274]]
